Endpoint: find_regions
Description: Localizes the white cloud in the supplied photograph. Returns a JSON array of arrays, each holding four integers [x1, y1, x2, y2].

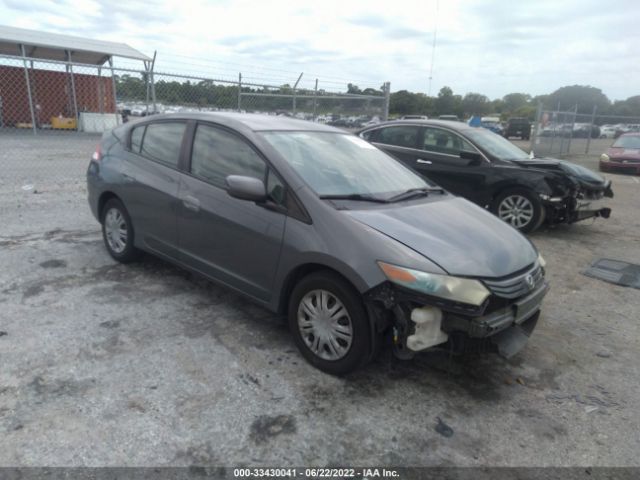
[[0, 0, 638, 99]]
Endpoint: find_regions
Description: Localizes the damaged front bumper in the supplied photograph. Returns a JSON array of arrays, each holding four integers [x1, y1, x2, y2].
[[543, 180, 613, 225], [443, 282, 549, 358], [364, 276, 549, 360]]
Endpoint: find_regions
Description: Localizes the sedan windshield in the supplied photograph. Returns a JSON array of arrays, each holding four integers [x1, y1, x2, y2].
[[465, 128, 530, 161], [261, 132, 430, 197], [612, 136, 640, 149]]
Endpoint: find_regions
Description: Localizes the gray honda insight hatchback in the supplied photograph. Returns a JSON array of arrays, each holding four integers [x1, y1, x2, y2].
[[87, 113, 548, 375]]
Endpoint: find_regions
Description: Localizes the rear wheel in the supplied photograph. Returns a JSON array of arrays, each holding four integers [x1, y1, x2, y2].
[[288, 271, 373, 375], [492, 188, 544, 233], [101, 198, 141, 263]]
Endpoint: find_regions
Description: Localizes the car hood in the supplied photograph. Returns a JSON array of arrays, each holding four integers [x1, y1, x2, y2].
[[344, 197, 537, 278], [512, 157, 607, 186], [607, 146, 640, 160]]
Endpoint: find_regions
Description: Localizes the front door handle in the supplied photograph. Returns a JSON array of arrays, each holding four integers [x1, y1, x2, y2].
[[182, 195, 200, 212], [416, 159, 432, 165]]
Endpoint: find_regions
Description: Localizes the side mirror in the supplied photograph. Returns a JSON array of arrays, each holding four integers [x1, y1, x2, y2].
[[460, 150, 483, 166], [226, 175, 267, 202]]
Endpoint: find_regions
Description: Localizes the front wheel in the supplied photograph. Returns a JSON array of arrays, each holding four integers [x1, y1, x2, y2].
[[288, 271, 373, 375], [492, 188, 545, 233]]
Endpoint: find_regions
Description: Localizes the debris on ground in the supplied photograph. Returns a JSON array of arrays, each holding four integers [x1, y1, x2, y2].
[[435, 417, 454, 438]]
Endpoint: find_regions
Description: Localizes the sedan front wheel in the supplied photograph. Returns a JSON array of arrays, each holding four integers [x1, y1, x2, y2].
[[492, 188, 545, 233]]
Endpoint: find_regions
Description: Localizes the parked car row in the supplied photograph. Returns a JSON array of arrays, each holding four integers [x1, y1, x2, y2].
[[87, 113, 613, 375]]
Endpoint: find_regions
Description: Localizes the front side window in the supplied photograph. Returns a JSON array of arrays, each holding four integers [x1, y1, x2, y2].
[[139, 122, 186, 168], [130, 125, 144, 153], [191, 124, 266, 188], [465, 128, 529, 161], [267, 169, 286, 205], [377, 126, 419, 148], [261, 132, 429, 197], [422, 127, 475, 156]]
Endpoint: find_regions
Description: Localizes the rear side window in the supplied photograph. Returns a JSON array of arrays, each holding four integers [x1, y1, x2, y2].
[[139, 122, 186, 168], [190, 124, 266, 188], [377, 126, 419, 148]]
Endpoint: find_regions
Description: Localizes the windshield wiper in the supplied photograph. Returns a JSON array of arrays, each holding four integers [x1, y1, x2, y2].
[[319, 193, 390, 203], [387, 187, 445, 203]]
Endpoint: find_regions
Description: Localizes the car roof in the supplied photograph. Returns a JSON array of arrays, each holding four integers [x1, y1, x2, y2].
[[133, 112, 342, 133], [619, 132, 640, 137], [362, 119, 475, 132]]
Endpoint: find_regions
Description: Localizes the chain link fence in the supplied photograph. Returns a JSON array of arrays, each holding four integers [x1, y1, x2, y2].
[[0, 53, 389, 189], [530, 104, 640, 158]]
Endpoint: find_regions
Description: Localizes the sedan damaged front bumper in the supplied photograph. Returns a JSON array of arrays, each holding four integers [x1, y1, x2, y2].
[[443, 282, 549, 358], [364, 280, 549, 360]]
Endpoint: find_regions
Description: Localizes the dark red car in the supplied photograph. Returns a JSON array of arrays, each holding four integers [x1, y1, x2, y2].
[[600, 133, 640, 174]]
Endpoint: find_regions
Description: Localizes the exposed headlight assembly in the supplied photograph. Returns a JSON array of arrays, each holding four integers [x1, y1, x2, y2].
[[537, 253, 546, 268], [377, 261, 490, 306], [600, 154, 610, 162]]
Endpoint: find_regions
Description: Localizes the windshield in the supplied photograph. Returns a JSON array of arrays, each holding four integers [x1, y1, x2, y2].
[[261, 132, 430, 197], [465, 128, 529, 161], [612, 136, 640, 149]]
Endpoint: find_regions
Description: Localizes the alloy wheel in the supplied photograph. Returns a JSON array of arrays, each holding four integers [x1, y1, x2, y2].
[[498, 195, 534, 229]]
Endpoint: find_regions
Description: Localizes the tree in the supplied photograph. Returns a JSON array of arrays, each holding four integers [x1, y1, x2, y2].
[[434, 86, 455, 115], [462, 92, 490, 116], [547, 85, 610, 114], [389, 90, 432, 116], [347, 83, 362, 94], [502, 93, 531, 113]]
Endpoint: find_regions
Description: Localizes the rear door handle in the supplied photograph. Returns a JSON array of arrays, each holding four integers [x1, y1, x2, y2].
[[182, 195, 200, 212], [416, 159, 432, 165]]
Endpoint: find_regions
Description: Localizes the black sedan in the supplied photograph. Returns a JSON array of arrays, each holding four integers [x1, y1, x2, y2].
[[358, 120, 613, 232]]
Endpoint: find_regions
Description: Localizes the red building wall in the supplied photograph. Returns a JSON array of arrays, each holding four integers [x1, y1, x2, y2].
[[0, 65, 115, 127]]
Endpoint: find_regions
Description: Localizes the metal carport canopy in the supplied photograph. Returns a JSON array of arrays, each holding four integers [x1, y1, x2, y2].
[[0, 25, 151, 64]]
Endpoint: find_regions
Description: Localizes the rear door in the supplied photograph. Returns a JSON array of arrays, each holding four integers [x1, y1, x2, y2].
[[176, 122, 286, 302], [368, 125, 421, 165], [119, 120, 187, 257]]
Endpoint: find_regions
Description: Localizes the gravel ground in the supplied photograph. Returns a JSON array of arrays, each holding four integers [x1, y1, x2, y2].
[[0, 131, 639, 467]]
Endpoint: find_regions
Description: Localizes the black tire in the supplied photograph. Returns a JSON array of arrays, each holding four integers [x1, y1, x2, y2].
[[491, 188, 545, 233], [101, 198, 141, 263], [288, 271, 373, 375]]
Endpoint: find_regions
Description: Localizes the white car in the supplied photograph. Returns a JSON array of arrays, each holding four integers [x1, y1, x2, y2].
[[599, 125, 618, 139]]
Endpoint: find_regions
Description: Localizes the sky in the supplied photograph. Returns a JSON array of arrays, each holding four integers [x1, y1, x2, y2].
[[1, 0, 639, 100]]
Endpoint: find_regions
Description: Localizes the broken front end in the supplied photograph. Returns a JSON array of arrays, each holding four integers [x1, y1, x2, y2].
[[540, 172, 613, 225], [364, 259, 549, 360]]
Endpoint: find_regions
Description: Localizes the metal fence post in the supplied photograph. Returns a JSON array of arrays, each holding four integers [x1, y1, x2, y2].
[[312, 79, 318, 121], [292, 72, 303, 115], [585, 105, 597, 155], [150, 51, 157, 114], [566, 104, 578, 156], [19, 44, 37, 134], [382, 81, 391, 121], [237, 73, 242, 112], [66, 50, 79, 130], [530, 102, 543, 154], [143, 59, 151, 115], [107, 57, 119, 125]]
